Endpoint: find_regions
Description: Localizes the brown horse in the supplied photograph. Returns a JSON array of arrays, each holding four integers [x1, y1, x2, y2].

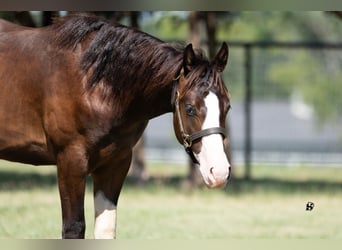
[[0, 15, 231, 239]]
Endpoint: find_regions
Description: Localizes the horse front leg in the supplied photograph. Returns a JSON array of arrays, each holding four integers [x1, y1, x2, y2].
[[56, 146, 88, 239], [92, 153, 132, 239]]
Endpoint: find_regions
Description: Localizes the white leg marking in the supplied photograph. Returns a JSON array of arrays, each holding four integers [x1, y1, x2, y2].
[[94, 191, 117, 239], [197, 92, 230, 187]]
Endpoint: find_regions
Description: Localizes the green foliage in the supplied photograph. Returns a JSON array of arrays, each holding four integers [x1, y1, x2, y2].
[[142, 12, 189, 41], [217, 12, 342, 125], [304, 74, 342, 124], [269, 49, 342, 125]]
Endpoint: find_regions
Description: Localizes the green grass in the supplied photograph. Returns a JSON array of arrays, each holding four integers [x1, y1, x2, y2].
[[0, 160, 341, 239]]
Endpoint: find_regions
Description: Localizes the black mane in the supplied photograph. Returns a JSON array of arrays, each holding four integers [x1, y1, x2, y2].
[[52, 15, 187, 97]]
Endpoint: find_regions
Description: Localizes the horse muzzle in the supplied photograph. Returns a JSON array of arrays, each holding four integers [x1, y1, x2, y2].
[[195, 134, 231, 189], [201, 165, 230, 188]]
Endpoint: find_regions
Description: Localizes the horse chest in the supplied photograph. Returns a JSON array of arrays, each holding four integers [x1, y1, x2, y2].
[[90, 121, 148, 164]]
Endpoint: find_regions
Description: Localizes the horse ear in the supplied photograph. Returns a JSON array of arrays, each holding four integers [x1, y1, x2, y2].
[[213, 42, 229, 73], [183, 43, 196, 75]]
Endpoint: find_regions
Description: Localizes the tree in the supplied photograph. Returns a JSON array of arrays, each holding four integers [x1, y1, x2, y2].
[[219, 11, 342, 126], [267, 12, 342, 126]]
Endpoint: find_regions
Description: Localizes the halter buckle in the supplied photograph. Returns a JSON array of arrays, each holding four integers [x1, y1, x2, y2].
[[182, 133, 192, 148]]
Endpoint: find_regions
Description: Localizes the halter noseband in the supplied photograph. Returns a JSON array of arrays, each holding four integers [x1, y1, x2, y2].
[[171, 75, 227, 164]]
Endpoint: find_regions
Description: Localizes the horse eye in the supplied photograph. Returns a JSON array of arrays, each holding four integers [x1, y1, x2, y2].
[[202, 81, 210, 88], [185, 104, 196, 116], [200, 70, 207, 78]]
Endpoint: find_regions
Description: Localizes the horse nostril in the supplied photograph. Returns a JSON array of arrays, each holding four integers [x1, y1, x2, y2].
[[210, 167, 214, 175], [210, 166, 231, 181], [227, 166, 232, 180]]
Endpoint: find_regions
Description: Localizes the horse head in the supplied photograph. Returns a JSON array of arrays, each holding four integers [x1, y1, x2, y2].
[[172, 42, 231, 188]]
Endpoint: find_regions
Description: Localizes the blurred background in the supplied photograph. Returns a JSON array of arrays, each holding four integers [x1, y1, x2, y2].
[[0, 11, 341, 238]]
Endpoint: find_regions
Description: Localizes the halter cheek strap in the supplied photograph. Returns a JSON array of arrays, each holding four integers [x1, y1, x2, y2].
[[172, 78, 227, 165]]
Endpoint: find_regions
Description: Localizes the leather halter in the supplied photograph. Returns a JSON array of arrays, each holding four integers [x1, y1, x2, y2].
[[171, 75, 227, 164]]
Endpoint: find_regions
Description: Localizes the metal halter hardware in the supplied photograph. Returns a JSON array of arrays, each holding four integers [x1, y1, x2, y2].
[[172, 77, 227, 164]]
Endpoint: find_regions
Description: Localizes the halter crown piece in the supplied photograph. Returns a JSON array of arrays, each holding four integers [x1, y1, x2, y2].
[[171, 72, 227, 164]]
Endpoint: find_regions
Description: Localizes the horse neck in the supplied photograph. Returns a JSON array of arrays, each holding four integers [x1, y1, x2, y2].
[[129, 75, 176, 121], [131, 48, 183, 120]]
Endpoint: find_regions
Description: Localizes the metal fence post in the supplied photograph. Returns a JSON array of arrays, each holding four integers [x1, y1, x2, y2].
[[244, 44, 252, 179]]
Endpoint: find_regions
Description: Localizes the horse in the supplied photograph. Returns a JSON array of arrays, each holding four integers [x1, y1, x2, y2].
[[0, 14, 231, 239]]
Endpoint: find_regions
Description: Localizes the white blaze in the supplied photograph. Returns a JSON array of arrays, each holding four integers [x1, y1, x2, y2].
[[94, 191, 117, 239], [196, 91, 230, 188]]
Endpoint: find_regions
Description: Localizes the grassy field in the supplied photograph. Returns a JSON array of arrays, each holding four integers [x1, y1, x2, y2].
[[0, 160, 341, 239]]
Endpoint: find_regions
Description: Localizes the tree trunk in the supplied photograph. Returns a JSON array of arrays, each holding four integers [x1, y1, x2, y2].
[[42, 11, 58, 26], [204, 12, 217, 58], [188, 12, 201, 49]]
